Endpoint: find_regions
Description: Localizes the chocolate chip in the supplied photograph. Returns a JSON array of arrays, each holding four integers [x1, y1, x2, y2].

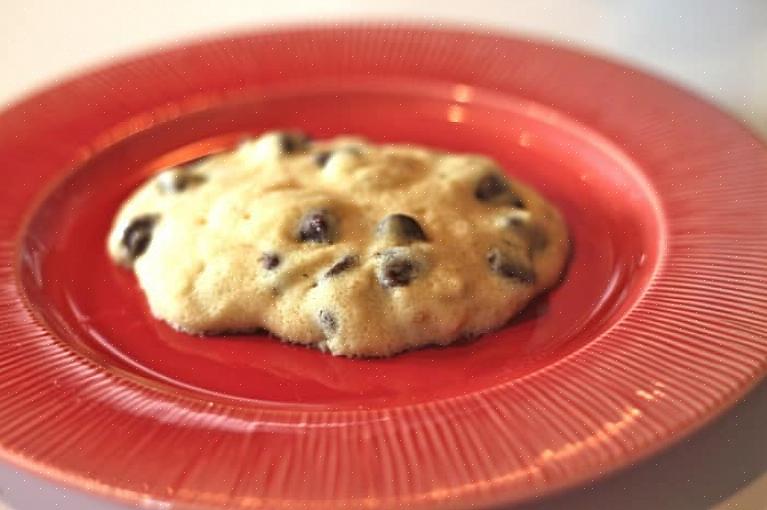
[[325, 255, 358, 277], [260, 252, 280, 270], [506, 218, 548, 253], [376, 214, 427, 244], [376, 249, 419, 288], [279, 132, 311, 153], [475, 173, 525, 208], [121, 214, 159, 262], [298, 209, 336, 244], [318, 309, 337, 335], [381, 259, 416, 287], [487, 247, 535, 284], [314, 151, 332, 168], [475, 173, 508, 200], [156, 170, 206, 193]]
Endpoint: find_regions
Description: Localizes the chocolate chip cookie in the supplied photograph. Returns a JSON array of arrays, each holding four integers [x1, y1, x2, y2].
[[107, 131, 569, 357]]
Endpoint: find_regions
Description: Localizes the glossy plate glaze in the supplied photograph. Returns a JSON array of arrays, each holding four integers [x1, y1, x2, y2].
[[1, 24, 766, 509]]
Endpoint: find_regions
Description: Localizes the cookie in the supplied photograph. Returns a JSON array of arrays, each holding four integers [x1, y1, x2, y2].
[[107, 131, 569, 357]]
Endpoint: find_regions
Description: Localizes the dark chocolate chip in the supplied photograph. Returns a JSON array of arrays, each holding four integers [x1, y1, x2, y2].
[[487, 247, 535, 284], [506, 218, 548, 253], [318, 309, 337, 335], [314, 151, 332, 168], [298, 209, 336, 244], [377, 249, 419, 288], [260, 252, 280, 270], [121, 214, 159, 262], [475, 173, 509, 201], [279, 132, 311, 153], [475, 173, 525, 208], [376, 214, 427, 244], [325, 255, 358, 277], [380, 259, 416, 287], [157, 170, 206, 193], [509, 196, 525, 208]]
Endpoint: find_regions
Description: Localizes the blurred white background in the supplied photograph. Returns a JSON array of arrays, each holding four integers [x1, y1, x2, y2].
[[2, 0, 766, 135], [0, 1, 766, 509]]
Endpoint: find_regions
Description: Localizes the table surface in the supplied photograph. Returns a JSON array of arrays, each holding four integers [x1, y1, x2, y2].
[[1, 1, 765, 509]]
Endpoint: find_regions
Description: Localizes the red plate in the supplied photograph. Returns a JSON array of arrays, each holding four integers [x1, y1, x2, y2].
[[1, 24, 766, 509]]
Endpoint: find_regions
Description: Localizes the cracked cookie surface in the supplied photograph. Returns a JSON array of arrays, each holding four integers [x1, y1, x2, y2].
[[107, 132, 569, 357]]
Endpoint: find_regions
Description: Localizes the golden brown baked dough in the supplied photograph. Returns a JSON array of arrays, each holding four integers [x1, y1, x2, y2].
[[107, 132, 569, 357]]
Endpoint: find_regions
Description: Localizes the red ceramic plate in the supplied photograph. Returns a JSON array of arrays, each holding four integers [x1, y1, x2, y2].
[[1, 24, 766, 509]]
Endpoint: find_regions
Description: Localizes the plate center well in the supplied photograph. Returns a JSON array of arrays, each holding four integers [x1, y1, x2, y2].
[[19, 82, 664, 408]]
